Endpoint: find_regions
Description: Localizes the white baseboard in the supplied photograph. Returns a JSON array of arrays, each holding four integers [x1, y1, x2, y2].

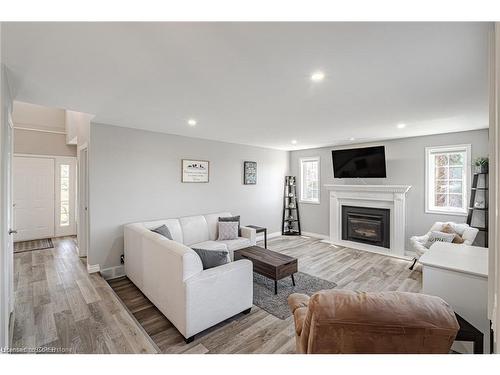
[[301, 231, 330, 240], [87, 264, 100, 274]]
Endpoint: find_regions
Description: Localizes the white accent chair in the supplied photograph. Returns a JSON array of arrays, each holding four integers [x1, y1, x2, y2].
[[124, 212, 256, 342], [408, 221, 479, 270]]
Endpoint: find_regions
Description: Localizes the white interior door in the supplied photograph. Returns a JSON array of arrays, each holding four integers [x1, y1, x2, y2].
[[77, 147, 88, 257], [13, 156, 55, 241]]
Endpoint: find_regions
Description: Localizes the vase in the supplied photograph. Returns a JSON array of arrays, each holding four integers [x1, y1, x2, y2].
[[475, 165, 488, 174]]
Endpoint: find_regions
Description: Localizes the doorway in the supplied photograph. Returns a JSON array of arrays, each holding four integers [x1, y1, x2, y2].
[[12, 155, 77, 243]]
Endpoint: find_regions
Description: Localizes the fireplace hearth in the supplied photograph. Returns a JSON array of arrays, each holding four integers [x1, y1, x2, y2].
[[342, 205, 390, 249]]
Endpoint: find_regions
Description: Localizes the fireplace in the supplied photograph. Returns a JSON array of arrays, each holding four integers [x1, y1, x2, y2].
[[342, 205, 390, 249]]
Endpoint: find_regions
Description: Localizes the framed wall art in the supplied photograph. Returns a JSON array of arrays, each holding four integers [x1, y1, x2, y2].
[[244, 161, 257, 185], [182, 159, 209, 183]]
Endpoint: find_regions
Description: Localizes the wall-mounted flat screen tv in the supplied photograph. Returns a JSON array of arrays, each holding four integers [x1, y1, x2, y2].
[[332, 146, 387, 178]]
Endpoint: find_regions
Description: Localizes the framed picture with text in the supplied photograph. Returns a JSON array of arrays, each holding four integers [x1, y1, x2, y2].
[[182, 159, 210, 183]]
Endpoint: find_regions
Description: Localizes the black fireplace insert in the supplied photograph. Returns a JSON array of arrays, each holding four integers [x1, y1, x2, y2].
[[341, 205, 390, 249]]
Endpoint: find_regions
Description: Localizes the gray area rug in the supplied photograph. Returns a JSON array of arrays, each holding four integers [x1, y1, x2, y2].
[[14, 238, 53, 253], [253, 272, 337, 320]]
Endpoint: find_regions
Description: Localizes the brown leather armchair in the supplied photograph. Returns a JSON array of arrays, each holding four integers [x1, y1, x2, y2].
[[288, 289, 459, 354]]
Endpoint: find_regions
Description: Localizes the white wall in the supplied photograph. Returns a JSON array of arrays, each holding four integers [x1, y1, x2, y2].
[[14, 129, 76, 157], [12, 101, 65, 132], [65, 109, 92, 146], [12, 102, 77, 157], [88, 123, 289, 269], [290, 129, 489, 249]]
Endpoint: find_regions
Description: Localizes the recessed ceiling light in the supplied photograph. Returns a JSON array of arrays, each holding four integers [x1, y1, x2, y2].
[[310, 71, 325, 82], [349, 137, 355, 141], [187, 119, 197, 126], [397, 123, 406, 129], [291, 140, 298, 145]]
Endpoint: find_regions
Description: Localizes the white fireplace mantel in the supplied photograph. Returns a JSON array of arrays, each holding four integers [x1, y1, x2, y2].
[[324, 184, 412, 258]]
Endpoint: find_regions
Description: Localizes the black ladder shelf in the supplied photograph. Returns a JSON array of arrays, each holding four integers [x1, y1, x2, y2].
[[466, 172, 488, 247], [282, 176, 301, 236]]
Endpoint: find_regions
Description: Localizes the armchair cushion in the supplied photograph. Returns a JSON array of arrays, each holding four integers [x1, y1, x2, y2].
[[424, 231, 455, 249], [441, 224, 465, 244]]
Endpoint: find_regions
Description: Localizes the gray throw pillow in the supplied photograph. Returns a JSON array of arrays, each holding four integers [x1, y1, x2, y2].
[[424, 231, 456, 249], [219, 215, 241, 235], [218, 221, 239, 240], [151, 225, 173, 240], [192, 248, 229, 270]]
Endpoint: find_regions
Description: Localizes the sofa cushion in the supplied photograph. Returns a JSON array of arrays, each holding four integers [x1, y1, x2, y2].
[[191, 240, 228, 251], [191, 240, 231, 263], [219, 215, 241, 236], [204, 212, 232, 240], [143, 219, 183, 243], [191, 248, 230, 270], [218, 221, 239, 240], [218, 237, 252, 251], [151, 224, 173, 240], [180, 215, 210, 246]]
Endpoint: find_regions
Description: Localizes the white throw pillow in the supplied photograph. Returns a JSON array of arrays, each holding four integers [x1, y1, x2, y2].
[[218, 221, 239, 241], [424, 231, 456, 249]]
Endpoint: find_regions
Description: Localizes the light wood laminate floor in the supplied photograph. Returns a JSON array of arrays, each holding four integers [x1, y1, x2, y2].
[[111, 235, 422, 354], [11, 237, 158, 353], [12, 235, 421, 354]]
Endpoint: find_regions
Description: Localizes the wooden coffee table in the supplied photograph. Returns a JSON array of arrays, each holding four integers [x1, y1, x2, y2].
[[234, 246, 298, 294]]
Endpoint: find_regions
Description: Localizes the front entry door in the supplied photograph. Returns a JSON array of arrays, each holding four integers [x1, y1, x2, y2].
[[13, 156, 55, 241]]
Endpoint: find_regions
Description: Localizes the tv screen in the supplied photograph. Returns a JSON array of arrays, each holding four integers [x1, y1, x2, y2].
[[332, 146, 387, 178]]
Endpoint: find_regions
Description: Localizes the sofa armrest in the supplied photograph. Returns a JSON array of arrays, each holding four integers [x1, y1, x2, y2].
[[240, 226, 257, 245], [184, 259, 253, 337], [462, 226, 479, 245], [410, 235, 429, 258], [288, 293, 310, 313], [288, 293, 310, 335]]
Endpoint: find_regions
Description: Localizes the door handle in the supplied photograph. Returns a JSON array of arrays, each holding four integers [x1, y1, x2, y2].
[[8, 229, 18, 235]]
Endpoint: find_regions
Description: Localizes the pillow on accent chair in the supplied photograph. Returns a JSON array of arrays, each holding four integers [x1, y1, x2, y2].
[[151, 224, 173, 240], [219, 215, 241, 235], [218, 221, 239, 240], [424, 231, 456, 249], [192, 248, 229, 269], [440, 224, 465, 244]]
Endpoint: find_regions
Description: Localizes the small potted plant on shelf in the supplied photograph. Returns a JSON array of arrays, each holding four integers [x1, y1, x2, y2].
[[473, 157, 489, 174]]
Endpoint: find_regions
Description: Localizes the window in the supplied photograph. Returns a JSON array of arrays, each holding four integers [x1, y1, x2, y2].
[[60, 164, 70, 226], [425, 144, 471, 215], [300, 157, 320, 204]]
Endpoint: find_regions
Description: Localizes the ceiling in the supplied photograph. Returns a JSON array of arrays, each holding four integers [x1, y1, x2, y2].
[[2, 22, 490, 150]]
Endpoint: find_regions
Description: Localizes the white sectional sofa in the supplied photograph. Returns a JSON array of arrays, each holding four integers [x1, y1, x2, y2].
[[124, 212, 256, 342]]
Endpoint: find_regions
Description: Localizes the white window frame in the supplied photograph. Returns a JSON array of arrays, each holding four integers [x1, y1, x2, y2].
[[425, 144, 471, 216], [299, 156, 321, 204]]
